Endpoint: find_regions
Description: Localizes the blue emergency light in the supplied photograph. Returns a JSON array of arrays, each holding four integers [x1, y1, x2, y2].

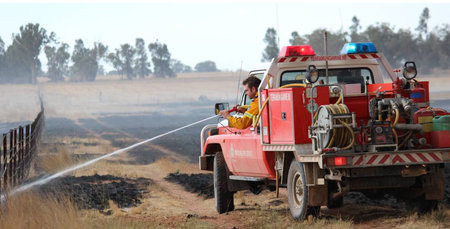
[[340, 42, 377, 55]]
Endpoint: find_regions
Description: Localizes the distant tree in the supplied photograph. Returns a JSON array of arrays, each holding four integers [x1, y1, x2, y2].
[[262, 28, 279, 62], [70, 39, 106, 82], [304, 29, 347, 55], [97, 65, 105, 76], [107, 43, 136, 79], [171, 59, 192, 73], [0, 37, 5, 81], [289, 31, 307, 45], [107, 51, 123, 76], [349, 16, 365, 42], [4, 23, 55, 83], [94, 42, 108, 76], [44, 43, 70, 81], [0, 37, 4, 55], [439, 25, 450, 67], [195, 60, 218, 72], [363, 23, 418, 68], [134, 38, 151, 78], [148, 40, 175, 78], [120, 44, 136, 79], [416, 7, 430, 40]]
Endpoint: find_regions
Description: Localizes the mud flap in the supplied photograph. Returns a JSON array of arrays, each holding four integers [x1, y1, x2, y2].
[[424, 166, 445, 200], [308, 185, 328, 206]]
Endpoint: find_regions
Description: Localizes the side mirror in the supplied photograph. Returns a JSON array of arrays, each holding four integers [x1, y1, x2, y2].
[[306, 65, 319, 84], [215, 103, 229, 115], [402, 61, 417, 80]]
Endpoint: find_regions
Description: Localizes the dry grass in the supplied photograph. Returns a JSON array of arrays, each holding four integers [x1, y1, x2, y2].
[[226, 208, 354, 229], [0, 192, 82, 229], [395, 207, 450, 229], [37, 145, 74, 173]]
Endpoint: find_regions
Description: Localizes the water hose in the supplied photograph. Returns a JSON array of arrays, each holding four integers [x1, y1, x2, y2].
[[320, 104, 354, 150], [253, 99, 270, 128], [280, 83, 306, 88]]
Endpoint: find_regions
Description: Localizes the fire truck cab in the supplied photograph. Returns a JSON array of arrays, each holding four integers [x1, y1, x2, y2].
[[200, 42, 450, 219]]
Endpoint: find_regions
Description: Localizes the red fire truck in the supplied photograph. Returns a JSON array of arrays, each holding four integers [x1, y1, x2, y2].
[[199, 42, 450, 219]]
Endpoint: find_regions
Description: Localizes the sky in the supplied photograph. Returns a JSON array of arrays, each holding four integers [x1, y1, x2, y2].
[[0, 1, 449, 71]]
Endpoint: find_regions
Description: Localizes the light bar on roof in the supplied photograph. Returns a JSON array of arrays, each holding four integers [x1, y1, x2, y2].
[[340, 42, 377, 55], [279, 45, 315, 57]]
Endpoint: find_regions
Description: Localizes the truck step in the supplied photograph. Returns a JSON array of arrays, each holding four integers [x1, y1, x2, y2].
[[229, 175, 266, 182]]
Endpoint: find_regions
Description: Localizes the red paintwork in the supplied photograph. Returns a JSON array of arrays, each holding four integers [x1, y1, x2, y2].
[[204, 126, 276, 178], [265, 87, 330, 144], [431, 131, 450, 148]]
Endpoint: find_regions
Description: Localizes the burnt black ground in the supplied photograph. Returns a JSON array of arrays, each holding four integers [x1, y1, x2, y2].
[[39, 174, 152, 211], [164, 173, 214, 199]]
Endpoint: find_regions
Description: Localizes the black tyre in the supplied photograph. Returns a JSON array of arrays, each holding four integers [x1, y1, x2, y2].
[[214, 152, 234, 214], [287, 160, 308, 220]]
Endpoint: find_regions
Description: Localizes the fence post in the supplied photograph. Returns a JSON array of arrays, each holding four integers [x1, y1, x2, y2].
[[25, 125, 30, 178], [8, 129, 13, 188], [1, 134, 6, 191], [19, 126, 23, 183], [13, 129, 17, 187]]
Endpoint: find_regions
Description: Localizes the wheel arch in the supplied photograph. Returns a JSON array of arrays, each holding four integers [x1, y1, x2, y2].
[[199, 143, 223, 171]]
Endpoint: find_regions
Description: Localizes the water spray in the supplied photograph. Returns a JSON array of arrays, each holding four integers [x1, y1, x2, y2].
[[2, 114, 218, 200]]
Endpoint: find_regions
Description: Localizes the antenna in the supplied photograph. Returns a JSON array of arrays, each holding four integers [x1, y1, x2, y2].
[[235, 60, 243, 105], [324, 31, 329, 84], [276, 3, 280, 49]]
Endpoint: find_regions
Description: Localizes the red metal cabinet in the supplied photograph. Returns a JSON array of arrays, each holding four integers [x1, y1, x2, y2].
[[265, 87, 329, 144]]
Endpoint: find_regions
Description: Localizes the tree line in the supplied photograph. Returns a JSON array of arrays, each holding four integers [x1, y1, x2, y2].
[[0, 25, 219, 84], [262, 8, 450, 74]]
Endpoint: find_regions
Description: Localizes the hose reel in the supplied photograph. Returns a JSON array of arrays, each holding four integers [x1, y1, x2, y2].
[[312, 104, 356, 152]]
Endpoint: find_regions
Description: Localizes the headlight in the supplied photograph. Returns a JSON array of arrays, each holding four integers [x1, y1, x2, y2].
[[402, 61, 417, 80], [306, 65, 319, 84]]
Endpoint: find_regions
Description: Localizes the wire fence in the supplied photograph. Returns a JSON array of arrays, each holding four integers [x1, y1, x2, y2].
[[0, 110, 44, 191]]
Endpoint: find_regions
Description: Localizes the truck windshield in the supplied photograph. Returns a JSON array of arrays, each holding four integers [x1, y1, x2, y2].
[[281, 68, 374, 93]]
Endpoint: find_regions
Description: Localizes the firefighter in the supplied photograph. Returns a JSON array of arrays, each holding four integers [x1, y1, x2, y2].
[[219, 76, 261, 129]]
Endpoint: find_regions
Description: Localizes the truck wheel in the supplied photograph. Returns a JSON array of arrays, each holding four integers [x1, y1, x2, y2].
[[287, 160, 308, 220], [214, 152, 234, 214]]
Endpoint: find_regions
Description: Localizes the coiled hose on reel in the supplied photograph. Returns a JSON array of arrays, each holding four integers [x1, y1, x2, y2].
[[314, 103, 355, 151]]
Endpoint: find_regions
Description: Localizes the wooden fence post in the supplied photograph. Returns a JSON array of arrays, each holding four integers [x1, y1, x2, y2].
[[13, 129, 17, 187], [2, 134, 6, 191], [25, 125, 30, 178], [19, 126, 23, 183], [0, 112, 42, 191], [9, 129, 13, 188]]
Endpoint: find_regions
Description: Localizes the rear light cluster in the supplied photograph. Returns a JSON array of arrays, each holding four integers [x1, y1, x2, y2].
[[325, 157, 349, 166]]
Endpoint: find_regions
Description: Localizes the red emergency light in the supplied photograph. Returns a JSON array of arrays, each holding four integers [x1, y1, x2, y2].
[[279, 45, 315, 57]]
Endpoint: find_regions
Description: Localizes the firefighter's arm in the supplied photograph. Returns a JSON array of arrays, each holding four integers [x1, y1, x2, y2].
[[227, 113, 253, 129], [237, 105, 248, 113]]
